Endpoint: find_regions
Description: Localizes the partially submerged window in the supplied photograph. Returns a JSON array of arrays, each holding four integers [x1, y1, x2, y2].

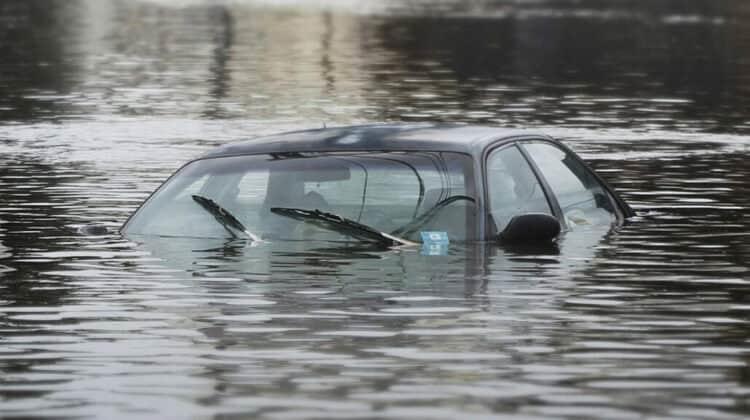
[[123, 152, 475, 242], [522, 142, 616, 227], [487, 145, 552, 233]]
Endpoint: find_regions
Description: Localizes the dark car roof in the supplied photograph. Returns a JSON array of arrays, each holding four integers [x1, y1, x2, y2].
[[200, 123, 551, 159]]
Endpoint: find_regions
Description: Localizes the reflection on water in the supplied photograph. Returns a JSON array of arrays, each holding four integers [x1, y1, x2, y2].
[[1, 0, 750, 418], [2, 0, 750, 132], [0, 217, 11, 281]]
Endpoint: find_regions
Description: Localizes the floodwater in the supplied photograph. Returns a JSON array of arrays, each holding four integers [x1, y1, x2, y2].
[[1, 0, 750, 418]]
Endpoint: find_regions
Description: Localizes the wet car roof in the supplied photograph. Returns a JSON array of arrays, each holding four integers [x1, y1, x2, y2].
[[200, 123, 550, 159]]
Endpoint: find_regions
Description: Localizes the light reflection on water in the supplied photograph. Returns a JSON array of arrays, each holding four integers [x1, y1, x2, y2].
[[1, 0, 750, 418]]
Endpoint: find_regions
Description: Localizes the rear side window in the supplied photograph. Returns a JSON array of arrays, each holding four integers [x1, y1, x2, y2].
[[523, 142, 616, 227], [487, 145, 552, 232]]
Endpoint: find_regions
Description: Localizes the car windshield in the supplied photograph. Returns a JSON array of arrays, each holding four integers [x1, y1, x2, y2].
[[123, 152, 476, 242]]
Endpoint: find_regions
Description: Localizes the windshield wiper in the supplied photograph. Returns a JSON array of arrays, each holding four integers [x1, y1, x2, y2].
[[270, 207, 415, 246], [390, 195, 475, 237], [192, 195, 261, 242]]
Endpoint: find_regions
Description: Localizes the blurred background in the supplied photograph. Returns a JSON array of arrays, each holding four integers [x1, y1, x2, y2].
[[1, 0, 749, 132]]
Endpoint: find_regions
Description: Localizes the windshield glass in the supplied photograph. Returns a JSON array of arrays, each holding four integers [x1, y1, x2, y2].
[[123, 152, 476, 242]]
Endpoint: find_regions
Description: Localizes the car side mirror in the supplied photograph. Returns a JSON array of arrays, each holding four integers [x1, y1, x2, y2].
[[498, 213, 561, 243]]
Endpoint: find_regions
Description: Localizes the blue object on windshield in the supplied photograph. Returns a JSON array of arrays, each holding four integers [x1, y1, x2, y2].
[[421, 231, 449, 244], [420, 231, 449, 256]]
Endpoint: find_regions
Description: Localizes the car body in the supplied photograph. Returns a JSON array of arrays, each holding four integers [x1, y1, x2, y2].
[[121, 124, 633, 245]]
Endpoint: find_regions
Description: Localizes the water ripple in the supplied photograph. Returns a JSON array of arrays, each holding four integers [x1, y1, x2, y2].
[[0, 0, 749, 418]]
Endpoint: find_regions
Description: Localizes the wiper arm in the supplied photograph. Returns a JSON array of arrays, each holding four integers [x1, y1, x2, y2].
[[391, 195, 475, 237], [270, 207, 415, 246], [192, 195, 261, 241]]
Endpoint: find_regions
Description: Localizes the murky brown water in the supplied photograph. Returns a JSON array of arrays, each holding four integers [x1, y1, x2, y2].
[[1, 0, 750, 418]]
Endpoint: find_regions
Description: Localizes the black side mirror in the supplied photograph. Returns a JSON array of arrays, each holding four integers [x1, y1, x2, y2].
[[498, 213, 561, 243]]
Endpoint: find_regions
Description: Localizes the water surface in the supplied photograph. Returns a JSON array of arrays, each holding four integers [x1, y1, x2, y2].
[[1, 0, 750, 418]]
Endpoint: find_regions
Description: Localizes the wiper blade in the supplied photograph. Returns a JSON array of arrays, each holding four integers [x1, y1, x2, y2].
[[192, 195, 261, 241], [270, 207, 415, 246]]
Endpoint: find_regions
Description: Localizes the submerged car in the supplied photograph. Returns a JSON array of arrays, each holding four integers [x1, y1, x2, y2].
[[121, 124, 633, 246]]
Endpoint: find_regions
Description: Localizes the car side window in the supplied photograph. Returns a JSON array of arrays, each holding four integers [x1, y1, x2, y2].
[[523, 142, 616, 227], [487, 145, 552, 232]]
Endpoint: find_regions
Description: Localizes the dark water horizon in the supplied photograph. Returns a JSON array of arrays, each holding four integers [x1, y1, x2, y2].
[[1, 0, 750, 418]]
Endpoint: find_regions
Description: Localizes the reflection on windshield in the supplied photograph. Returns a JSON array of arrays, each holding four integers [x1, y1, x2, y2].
[[123, 152, 475, 242]]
